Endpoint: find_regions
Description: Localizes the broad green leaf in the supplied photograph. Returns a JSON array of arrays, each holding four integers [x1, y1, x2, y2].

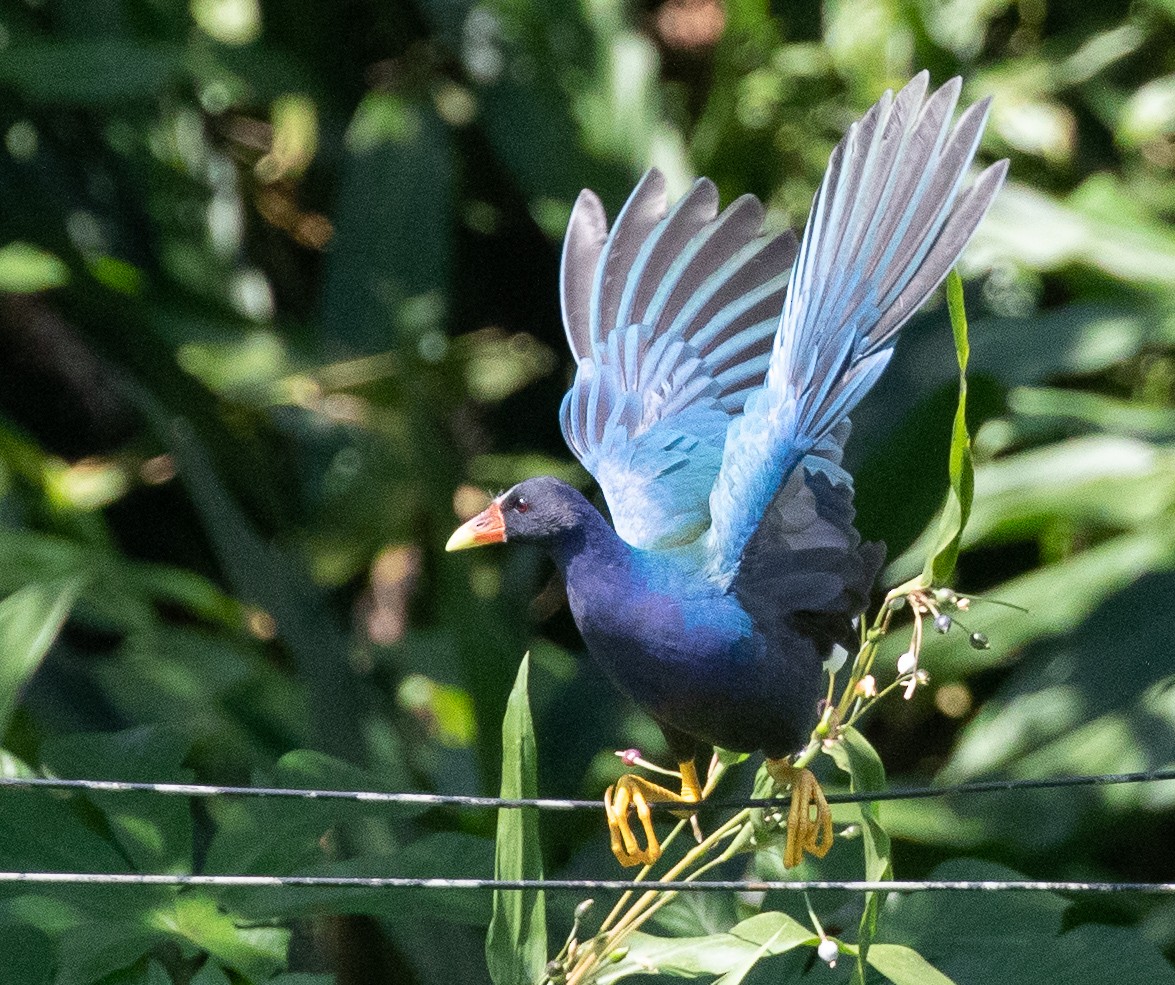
[[713, 925, 803, 985], [0, 917, 54, 985], [0, 243, 69, 293], [41, 727, 193, 874], [191, 962, 233, 985], [204, 749, 419, 879], [0, 578, 83, 737], [486, 655, 546, 985], [920, 269, 975, 588], [894, 435, 1175, 569], [882, 859, 1175, 984], [826, 726, 891, 981], [867, 944, 958, 985], [599, 912, 815, 983], [54, 923, 164, 985], [152, 894, 288, 982], [221, 833, 493, 928], [904, 518, 1175, 680]]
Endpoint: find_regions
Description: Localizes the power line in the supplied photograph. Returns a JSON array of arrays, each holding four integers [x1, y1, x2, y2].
[[2, 766, 1173, 811], [0, 872, 1173, 893]]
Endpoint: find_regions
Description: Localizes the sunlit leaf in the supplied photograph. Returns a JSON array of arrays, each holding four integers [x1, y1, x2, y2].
[[600, 912, 815, 983], [0, 242, 69, 293], [486, 655, 546, 985], [153, 893, 288, 981], [882, 859, 1175, 984], [0, 578, 83, 737], [42, 727, 193, 873], [867, 943, 958, 985]]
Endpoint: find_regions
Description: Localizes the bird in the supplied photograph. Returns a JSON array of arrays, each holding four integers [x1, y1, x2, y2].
[[447, 73, 1008, 868]]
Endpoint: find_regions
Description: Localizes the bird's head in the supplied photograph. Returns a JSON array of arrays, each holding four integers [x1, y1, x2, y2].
[[445, 476, 590, 552]]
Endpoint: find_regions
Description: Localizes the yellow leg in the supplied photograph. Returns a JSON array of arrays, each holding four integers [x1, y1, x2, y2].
[[766, 758, 833, 869], [604, 760, 702, 868]]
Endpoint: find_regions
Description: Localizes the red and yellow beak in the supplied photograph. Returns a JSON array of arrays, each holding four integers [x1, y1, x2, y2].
[[445, 500, 506, 552]]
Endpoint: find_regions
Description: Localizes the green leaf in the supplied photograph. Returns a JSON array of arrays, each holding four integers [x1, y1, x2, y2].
[[54, 922, 164, 985], [0, 243, 70, 293], [152, 894, 288, 982], [486, 655, 546, 985], [41, 727, 193, 874], [867, 944, 958, 985], [713, 926, 802, 985], [219, 833, 493, 929], [826, 726, 891, 981], [600, 912, 815, 983], [881, 860, 1175, 984], [0, 578, 83, 737], [919, 269, 975, 588], [203, 749, 420, 879], [190, 961, 233, 985]]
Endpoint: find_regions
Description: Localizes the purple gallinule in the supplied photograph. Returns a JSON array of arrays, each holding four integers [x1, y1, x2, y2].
[[449, 74, 1007, 867]]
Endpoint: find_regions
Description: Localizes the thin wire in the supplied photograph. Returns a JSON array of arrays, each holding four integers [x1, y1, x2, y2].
[[0, 872, 1173, 893], [2, 766, 1173, 811]]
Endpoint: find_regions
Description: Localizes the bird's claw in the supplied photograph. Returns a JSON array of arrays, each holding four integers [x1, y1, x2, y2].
[[767, 760, 833, 868], [604, 761, 702, 868], [604, 779, 660, 867]]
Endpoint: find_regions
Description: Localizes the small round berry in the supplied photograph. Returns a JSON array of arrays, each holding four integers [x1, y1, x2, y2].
[[969, 631, 990, 650], [934, 614, 953, 634]]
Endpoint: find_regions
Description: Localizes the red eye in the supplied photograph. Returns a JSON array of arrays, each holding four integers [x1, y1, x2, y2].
[[516, 499, 529, 514]]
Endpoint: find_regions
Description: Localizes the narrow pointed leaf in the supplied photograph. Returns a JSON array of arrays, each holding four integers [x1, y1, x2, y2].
[[921, 269, 975, 586], [827, 726, 891, 982], [486, 655, 546, 985]]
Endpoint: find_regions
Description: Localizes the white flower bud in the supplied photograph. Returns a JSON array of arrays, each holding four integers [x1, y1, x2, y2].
[[818, 938, 839, 966], [897, 651, 916, 675]]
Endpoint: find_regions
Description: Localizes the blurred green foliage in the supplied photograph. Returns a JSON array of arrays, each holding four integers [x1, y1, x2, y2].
[[0, 0, 1173, 981]]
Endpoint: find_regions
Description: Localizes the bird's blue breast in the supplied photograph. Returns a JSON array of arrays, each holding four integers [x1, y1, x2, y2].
[[564, 547, 814, 755]]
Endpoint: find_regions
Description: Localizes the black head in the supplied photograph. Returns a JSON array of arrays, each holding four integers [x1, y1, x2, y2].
[[446, 476, 592, 551]]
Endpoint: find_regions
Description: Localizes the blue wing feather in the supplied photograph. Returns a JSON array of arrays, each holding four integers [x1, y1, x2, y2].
[[559, 171, 798, 549], [705, 73, 1007, 583]]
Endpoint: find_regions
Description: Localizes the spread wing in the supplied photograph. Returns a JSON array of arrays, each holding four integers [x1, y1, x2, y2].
[[559, 169, 798, 549], [705, 73, 1009, 583]]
